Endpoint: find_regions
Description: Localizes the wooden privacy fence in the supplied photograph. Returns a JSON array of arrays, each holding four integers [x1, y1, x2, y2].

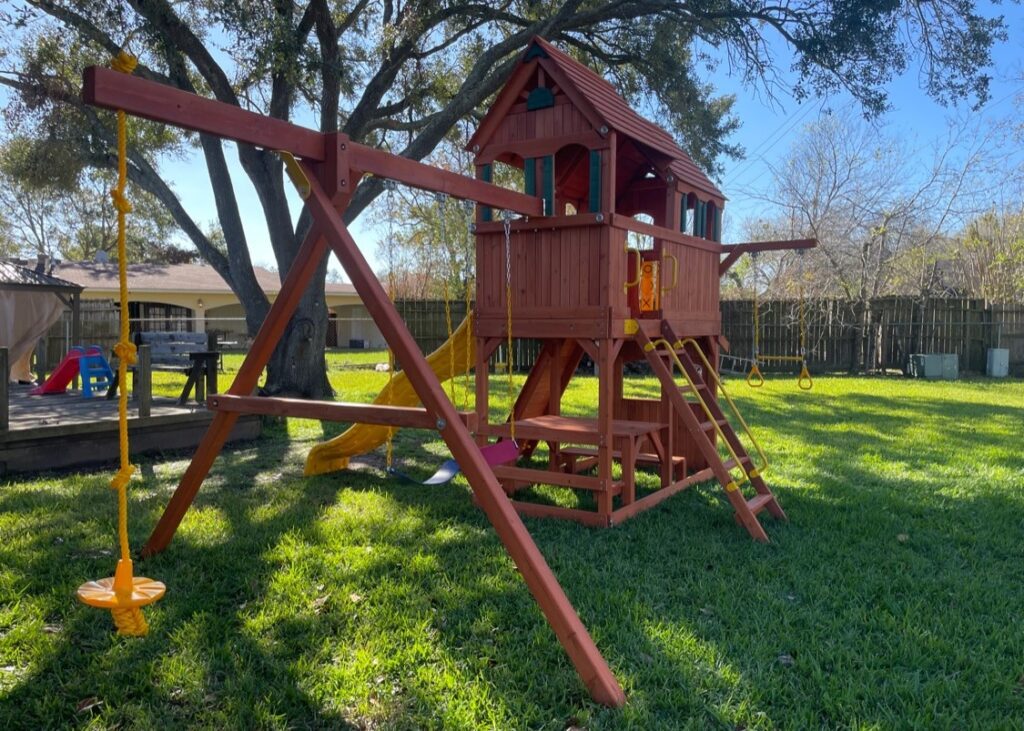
[[399, 297, 1024, 375], [395, 298, 545, 372], [40, 297, 1023, 376], [721, 297, 1024, 374]]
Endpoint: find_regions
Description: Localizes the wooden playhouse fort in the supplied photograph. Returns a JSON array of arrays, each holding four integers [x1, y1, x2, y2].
[[466, 38, 813, 537], [80, 36, 813, 706]]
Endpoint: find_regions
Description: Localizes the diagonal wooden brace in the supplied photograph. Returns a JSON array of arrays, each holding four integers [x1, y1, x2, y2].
[[298, 159, 625, 707]]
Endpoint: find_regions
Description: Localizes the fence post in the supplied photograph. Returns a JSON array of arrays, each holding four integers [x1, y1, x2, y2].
[[137, 345, 152, 418], [0, 348, 8, 432]]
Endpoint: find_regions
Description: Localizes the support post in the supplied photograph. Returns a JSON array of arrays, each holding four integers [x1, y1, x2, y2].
[[137, 345, 152, 418], [0, 348, 8, 432], [596, 339, 615, 518]]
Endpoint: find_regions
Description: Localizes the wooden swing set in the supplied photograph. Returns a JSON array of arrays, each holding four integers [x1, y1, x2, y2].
[[81, 60, 627, 706], [79, 36, 816, 707]]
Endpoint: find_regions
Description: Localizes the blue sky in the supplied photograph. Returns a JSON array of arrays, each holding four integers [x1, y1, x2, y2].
[[56, 5, 1024, 279], [710, 2, 1024, 243]]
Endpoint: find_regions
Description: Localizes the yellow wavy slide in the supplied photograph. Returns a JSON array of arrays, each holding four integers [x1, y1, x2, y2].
[[304, 313, 475, 476]]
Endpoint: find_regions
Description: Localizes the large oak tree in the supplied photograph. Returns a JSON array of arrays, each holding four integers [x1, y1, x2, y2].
[[0, 0, 1011, 396]]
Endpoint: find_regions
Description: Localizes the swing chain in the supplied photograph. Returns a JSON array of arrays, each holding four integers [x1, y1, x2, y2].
[[462, 201, 474, 410], [502, 210, 515, 441], [797, 248, 806, 359], [384, 179, 398, 469], [750, 251, 760, 361]]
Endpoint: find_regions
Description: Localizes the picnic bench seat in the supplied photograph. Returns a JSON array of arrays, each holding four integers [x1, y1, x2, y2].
[[106, 331, 219, 406]]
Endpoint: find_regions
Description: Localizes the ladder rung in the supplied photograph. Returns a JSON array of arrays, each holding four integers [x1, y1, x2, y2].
[[746, 493, 775, 515], [676, 382, 707, 391], [722, 456, 752, 471], [701, 418, 729, 432]]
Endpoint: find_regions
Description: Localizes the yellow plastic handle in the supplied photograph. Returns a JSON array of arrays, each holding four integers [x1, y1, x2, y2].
[[798, 363, 813, 391], [661, 252, 679, 293], [274, 150, 311, 199], [746, 363, 765, 388], [623, 247, 642, 292]]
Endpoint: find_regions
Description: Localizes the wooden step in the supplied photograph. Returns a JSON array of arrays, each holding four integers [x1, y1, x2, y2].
[[560, 446, 685, 467], [486, 414, 663, 444], [746, 493, 775, 516], [700, 418, 728, 432], [721, 456, 753, 471]]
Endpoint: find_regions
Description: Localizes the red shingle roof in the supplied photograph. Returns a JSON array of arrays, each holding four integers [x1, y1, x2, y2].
[[530, 37, 723, 199], [54, 262, 356, 295]]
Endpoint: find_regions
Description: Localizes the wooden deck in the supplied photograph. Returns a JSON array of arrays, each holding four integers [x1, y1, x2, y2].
[[0, 384, 260, 476]]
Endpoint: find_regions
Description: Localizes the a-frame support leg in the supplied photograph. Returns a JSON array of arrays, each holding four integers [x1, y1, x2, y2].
[[299, 162, 624, 707], [142, 229, 329, 557]]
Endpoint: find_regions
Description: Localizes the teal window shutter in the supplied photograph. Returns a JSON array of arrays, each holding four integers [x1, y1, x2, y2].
[[680, 196, 688, 232], [526, 87, 555, 110], [481, 164, 492, 222], [692, 200, 701, 236], [524, 44, 548, 61], [524, 158, 536, 196], [714, 206, 722, 241], [588, 150, 601, 213], [542, 155, 554, 215]]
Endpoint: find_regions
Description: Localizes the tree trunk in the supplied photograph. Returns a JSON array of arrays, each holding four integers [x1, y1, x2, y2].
[[254, 247, 333, 399]]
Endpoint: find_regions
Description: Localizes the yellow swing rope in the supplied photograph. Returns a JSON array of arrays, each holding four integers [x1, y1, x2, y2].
[[76, 50, 164, 635], [463, 270, 473, 410], [436, 193, 456, 404]]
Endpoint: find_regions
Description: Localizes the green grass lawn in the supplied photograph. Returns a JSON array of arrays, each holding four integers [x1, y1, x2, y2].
[[2, 372, 1023, 729]]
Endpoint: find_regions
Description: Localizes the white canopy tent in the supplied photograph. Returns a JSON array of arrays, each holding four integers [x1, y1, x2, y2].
[[0, 260, 82, 383]]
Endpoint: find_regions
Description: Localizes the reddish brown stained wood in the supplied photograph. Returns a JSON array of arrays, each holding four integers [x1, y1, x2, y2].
[[83, 67, 325, 160], [492, 465, 616, 492], [611, 467, 714, 524], [508, 500, 612, 527], [350, 145, 542, 216], [718, 238, 817, 275], [208, 394, 474, 430], [475, 316, 609, 340], [610, 214, 722, 254], [466, 59, 539, 152], [83, 67, 541, 216], [486, 414, 662, 443], [301, 160, 626, 707]]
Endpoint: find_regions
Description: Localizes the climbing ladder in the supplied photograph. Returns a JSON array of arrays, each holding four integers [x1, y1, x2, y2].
[[80, 349, 115, 398], [639, 322, 786, 542], [718, 352, 757, 376]]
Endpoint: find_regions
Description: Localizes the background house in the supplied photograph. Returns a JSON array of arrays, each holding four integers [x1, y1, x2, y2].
[[41, 262, 384, 365]]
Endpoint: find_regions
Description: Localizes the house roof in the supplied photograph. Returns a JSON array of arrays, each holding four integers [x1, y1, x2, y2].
[[472, 37, 724, 200], [54, 262, 356, 295], [0, 260, 83, 293]]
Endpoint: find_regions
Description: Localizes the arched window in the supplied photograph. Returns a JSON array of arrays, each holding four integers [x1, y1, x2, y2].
[[554, 143, 590, 216]]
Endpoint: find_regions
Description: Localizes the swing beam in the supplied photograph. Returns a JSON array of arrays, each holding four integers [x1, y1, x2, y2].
[[719, 238, 816, 275], [82, 67, 625, 707]]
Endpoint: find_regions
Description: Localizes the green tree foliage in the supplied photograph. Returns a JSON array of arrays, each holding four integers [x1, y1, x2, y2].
[[0, 0, 1013, 395], [0, 137, 190, 263], [956, 208, 1024, 303]]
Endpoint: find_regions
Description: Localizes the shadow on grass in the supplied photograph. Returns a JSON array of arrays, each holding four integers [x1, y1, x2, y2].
[[2, 388, 1023, 728]]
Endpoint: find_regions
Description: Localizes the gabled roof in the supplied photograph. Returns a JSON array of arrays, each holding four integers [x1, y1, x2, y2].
[[55, 262, 356, 295], [0, 260, 82, 293], [471, 37, 724, 200]]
